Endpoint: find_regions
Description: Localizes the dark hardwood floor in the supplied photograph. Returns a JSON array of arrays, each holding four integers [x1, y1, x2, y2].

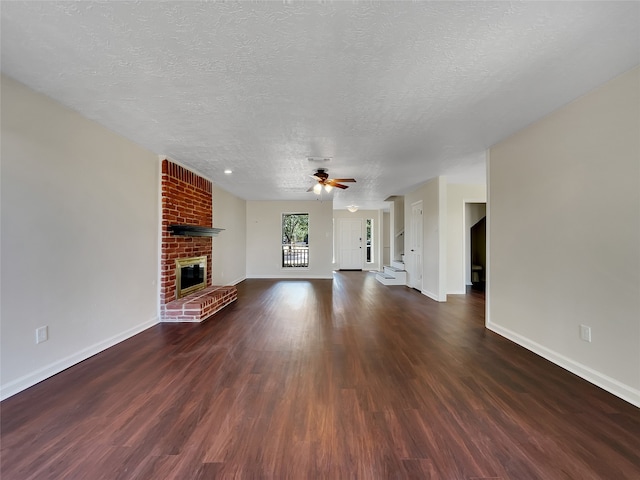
[[1, 272, 639, 479]]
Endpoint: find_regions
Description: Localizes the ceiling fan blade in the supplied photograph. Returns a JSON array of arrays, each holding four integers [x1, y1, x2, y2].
[[326, 179, 352, 187], [307, 171, 352, 190]]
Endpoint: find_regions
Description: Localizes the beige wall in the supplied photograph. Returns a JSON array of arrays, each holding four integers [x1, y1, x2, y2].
[[447, 184, 487, 294], [212, 186, 247, 286], [1, 75, 160, 399], [246, 200, 334, 278], [390, 197, 404, 262], [488, 67, 640, 406]]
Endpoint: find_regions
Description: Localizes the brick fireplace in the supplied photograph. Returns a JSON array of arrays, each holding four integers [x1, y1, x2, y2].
[[160, 159, 236, 322]]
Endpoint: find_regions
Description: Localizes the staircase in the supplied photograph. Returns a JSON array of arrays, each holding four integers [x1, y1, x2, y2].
[[375, 260, 407, 286]]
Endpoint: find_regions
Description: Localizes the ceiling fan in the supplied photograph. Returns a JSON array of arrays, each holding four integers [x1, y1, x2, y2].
[[307, 168, 356, 194]]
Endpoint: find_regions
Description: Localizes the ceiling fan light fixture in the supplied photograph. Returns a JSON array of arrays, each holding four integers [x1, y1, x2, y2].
[[308, 168, 356, 194], [347, 205, 359, 213]]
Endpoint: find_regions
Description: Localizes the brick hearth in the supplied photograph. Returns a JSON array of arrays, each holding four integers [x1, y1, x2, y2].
[[160, 159, 236, 322], [163, 286, 238, 322]]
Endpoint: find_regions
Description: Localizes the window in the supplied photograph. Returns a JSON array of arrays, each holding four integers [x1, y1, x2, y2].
[[366, 218, 374, 263], [282, 213, 309, 268]]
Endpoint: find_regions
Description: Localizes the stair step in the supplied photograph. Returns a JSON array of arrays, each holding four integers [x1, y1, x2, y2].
[[375, 271, 407, 286], [385, 266, 405, 272], [378, 272, 396, 279], [391, 260, 405, 269]]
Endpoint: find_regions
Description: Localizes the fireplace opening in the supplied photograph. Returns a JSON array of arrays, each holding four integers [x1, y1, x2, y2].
[[176, 256, 207, 298]]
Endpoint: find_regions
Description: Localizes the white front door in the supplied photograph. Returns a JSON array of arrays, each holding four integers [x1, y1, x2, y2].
[[406, 201, 423, 289], [338, 218, 363, 270]]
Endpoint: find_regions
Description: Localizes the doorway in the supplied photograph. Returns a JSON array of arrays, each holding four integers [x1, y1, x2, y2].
[[470, 217, 486, 290], [338, 218, 363, 270], [465, 202, 486, 290]]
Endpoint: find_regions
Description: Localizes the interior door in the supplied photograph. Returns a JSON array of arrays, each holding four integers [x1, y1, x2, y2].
[[338, 218, 363, 270], [406, 201, 423, 289]]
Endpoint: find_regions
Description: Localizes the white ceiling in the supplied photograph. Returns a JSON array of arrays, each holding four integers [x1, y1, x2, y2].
[[1, 2, 639, 210]]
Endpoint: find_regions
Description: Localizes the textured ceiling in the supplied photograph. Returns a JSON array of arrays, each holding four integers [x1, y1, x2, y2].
[[1, 1, 639, 210]]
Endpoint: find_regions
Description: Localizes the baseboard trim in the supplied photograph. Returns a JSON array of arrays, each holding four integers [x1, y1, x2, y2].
[[0, 316, 159, 401], [486, 321, 640, 408], [421, 289, 446, 302], [227, 276, 246, 286]]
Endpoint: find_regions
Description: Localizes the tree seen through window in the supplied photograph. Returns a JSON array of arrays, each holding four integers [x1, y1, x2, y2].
[[282, 213, 309, 267]]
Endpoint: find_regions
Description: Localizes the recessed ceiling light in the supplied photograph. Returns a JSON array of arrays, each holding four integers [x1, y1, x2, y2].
[[224, 169, 232, 174]]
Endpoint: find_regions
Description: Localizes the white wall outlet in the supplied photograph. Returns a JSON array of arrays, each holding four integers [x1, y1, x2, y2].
[[36, 326, 48, 344], [579, 324, 592, 342]]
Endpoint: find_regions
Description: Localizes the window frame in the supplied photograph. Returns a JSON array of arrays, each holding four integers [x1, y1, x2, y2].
[[281, 212, 310, 269]]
